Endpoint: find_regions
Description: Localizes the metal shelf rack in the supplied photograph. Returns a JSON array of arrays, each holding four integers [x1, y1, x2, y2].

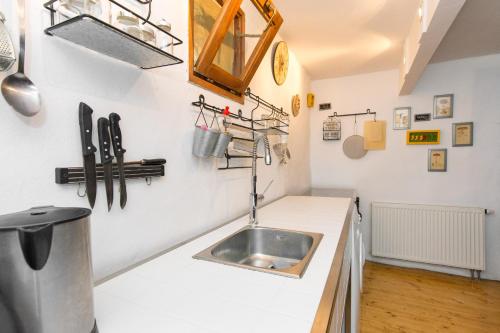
[[217, 152, 262, 170], [192, 94, 283, 170], [43, 0, 183, 69]]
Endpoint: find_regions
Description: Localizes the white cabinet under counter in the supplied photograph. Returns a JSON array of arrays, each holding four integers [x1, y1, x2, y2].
[[94, 196, 359, 333]]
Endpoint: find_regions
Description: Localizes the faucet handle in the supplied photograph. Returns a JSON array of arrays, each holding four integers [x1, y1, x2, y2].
[[262, 180, 274, 195], [258, 180, 274, 201]]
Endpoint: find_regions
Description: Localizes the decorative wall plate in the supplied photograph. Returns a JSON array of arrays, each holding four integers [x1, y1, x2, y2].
[[292, 94, 301, 117], [272, 41, 289, 86]]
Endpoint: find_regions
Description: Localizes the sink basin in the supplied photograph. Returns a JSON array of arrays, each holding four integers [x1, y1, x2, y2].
[[193, 226, 323, 278]]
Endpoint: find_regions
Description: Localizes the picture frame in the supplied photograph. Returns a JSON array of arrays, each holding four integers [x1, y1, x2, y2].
[[323, 130, 341, 141], [433, 94, 454, 119], [414, 113, 431, 122], [428, 149, 447, 172], [393, 107, 411, 130], [452, 122, 473, 147], [323, 118, 341, 141], [406, 130, 441, 145], [319, 103, 331, 111]]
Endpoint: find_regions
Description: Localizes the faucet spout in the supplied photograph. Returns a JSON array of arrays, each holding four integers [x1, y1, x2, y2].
[[249, 134, 272, 226]]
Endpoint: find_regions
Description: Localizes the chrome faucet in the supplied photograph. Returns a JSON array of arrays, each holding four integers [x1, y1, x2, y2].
[[249, 134, 272, 226]]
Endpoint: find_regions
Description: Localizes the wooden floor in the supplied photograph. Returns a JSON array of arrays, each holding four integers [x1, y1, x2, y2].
[[360, 262, 500, 333]]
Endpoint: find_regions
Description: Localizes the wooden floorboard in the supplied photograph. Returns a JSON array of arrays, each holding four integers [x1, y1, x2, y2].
[[360, 261, 500, 333]]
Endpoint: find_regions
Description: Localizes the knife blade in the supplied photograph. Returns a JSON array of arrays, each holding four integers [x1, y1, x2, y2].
[[98, 117, 114, 211], [79, 103, 97, 208], [109, 112, 127, 209]]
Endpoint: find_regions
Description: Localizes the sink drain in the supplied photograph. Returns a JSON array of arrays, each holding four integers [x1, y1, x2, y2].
[[268, 264, 276, 269]]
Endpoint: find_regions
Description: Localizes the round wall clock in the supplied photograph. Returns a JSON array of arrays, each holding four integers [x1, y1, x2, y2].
[[292, 94, 301, 117], [272, 41, 289, 86]]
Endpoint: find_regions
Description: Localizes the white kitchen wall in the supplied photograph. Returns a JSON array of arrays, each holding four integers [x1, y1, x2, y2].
[[0, 0, 311, 280], [310, 54, 500, 280]]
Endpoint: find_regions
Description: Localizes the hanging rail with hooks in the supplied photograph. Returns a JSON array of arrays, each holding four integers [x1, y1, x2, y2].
[[329, 109, 377, 121], [245, 88, 289, 120], [191, 94, 288, 135], [192, 95, 252, 123]]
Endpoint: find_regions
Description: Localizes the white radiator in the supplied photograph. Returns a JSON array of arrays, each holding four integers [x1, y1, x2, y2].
[[372, 202, 485, 270]]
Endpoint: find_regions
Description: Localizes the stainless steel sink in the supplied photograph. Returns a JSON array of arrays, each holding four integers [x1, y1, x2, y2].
[[193, 226, 323, 278]]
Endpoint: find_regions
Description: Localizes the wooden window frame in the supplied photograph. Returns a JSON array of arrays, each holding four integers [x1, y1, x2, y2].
[[189, 0, 283, 103]]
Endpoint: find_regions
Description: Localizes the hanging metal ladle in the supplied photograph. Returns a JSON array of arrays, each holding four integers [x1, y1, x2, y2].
[[1, 0, 41, 117]]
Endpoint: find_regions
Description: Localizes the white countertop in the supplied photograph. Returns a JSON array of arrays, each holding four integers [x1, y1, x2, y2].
[[94, 196, 352, 333]]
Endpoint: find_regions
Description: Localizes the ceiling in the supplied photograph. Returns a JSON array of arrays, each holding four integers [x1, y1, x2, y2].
[[276, 0, 420, 79], [430, 0, 500, 63]]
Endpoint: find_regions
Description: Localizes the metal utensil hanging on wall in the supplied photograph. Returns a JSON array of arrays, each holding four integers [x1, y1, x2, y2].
[[273, 143, 290, 165], [1, 0, 41, 117], [343, 115, 368, 159], [0, 11, 16, 72]]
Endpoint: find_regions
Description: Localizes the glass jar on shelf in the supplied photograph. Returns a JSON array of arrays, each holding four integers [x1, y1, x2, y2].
[[141, 25, 156, 46], [87, 0, 104, 18], [261, 113, 280, 129], [156, 19, 174, 53], [56, 0, 107, 23], [113, 10, 142, 40]]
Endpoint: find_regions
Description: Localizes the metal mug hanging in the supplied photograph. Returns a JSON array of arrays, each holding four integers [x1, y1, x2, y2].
[[192, 97, 221, 158], [211, 116, 233, 158]]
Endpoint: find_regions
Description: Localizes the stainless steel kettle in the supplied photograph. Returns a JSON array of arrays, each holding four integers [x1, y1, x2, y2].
[[0, 206, 97, 333]]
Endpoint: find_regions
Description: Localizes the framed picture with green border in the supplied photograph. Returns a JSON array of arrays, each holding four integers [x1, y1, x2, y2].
[[406, 130, 441, 145]]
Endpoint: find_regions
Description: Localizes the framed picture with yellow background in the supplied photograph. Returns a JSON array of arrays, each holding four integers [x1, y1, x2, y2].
[[428, 149, 447, 172]]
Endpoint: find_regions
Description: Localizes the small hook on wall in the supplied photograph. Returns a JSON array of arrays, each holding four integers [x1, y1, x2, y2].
[[77, 183, 87, 198]]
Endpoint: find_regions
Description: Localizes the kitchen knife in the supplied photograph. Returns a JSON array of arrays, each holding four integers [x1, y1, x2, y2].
[[79, 103, 97, 208], [124, 159, 166, 166], [98, 118, 114, 211], [109, 113, 127, 209]]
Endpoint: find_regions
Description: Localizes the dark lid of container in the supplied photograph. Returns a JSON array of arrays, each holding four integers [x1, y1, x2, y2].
[[0, 206, 92, 230]]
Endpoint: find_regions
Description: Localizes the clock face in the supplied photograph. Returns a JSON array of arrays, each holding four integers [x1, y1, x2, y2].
[[273, 41, 289, 86]]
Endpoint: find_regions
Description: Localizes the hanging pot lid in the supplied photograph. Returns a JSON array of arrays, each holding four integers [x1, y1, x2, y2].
[[0, 206, 91, 230], [343, 135, 368, 159]]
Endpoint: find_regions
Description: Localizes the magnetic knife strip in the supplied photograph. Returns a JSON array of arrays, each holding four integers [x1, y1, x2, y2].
[[55, 163, 165, 184]]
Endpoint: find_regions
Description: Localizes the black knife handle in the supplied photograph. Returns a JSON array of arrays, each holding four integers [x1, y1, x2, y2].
[[79, 103, 97, 157], [109, 113, 126, 158], [98, 118, 114, 164], [141, 159, 166, 165]]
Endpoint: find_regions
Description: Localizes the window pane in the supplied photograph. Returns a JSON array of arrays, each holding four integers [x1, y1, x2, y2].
[[193, 0, 237, 75]]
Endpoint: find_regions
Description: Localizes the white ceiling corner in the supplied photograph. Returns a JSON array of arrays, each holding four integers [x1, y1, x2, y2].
[[275, 0, 421, 79]]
